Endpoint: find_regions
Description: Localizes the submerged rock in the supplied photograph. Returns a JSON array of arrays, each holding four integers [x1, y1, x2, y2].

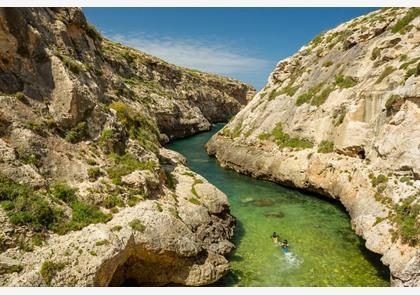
[[252, 198, 276, 207], [263, 211, 285, 219]]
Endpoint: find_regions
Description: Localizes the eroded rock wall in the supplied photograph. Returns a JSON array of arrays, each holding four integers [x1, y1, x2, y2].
[[0, 7, 252, 286], [206, 8, 420, 286]]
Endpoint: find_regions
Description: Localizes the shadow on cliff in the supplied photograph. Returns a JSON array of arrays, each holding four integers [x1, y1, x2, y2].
[[357, 240, 390, 282], [208, 219, 246, 286]]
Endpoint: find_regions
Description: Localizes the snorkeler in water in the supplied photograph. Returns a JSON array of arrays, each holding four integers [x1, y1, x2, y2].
[[281, 239, 289, 252], [271, 232, 280, 243]]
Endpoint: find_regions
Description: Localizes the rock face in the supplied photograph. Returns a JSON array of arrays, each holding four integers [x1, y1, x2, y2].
[[0, 7, 250, 286], [0, 8, 255, 142], [1, 149, 234, 286], [206, 8, 420, 286]]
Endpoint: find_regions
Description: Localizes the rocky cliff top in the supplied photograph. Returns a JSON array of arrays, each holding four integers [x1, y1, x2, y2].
[[0, 7, 253, 286], [207, 7, 420, 286]]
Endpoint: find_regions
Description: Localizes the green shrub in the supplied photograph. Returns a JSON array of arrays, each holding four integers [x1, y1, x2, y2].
[[405, 62, 420, 80], [169, 207, 181, 220], [15, 92, 27, 103], [296, 82, 332, 106], [129, 218, 145, 232], [182, 172, 195, 177], [296, 91, 313, 106], [51, 183, 76, 204], [391, 8, 420, 33], [66, 201, 111, 231], [369, 173, 388, 187], [267, 89, 281, 101], [0, 176, 63, 232], [393, 195, 419, 246], [40, 261, 66, 286], [56, 53, 84, 74], [310, 32, 325, 46], [5, 264, 23, 274], [103, 195, 123, 209], [280, 84, 299, 97], [24, 121, 46, 135], [65, 122, 87, 143], [127, 195, 142, 207], [95, 239, 109, 246], [122, 51, 135, 64], [370, 47, 381, 60], [322, 60, 333, 67], [111, 225, 122, 232], [376, 66, 396, 84], [32, 233, 45, 246], [385, 95, 403, 113], [399, 57, 420, 70], [333, 106, 347, 126], [191, 178, 204, 198], [18, 239, 34, 252], [107, 153, 156, 184], [155, 202, 163, 212], [86, 158, 97, 166], [317, 140, 334, 153], [188, 197, 201, 205], [99, 129, 113, 143], [165, 171, 176, 190], [86, 24, 102, 41], [279, 65, 305, 97], [18, 152, 40, 166], [400, 176, 412, 183], [87, 167, 102, 181], [259, 122, 313, 150], [335, 75, 358, 88], [231, 122, 243, 138], [311, 86, 334, 106], [109, 102, 159, 152], [0, 175, 28, 201], [258, 132, 270, 141], [298, 83, 320, 106]]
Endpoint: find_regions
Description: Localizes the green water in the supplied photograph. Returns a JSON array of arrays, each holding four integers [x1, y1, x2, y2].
[[167, 124, 390, 287]]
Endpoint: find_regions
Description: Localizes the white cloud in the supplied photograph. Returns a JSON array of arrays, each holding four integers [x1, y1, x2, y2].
[[109, 33, 269, 76]]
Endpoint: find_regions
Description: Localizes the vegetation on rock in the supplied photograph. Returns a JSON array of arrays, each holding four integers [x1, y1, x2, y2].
[[259, 122, 313, 150], [334, 75, 358, 88], [129, 218, 145, 232], [391, 8, 420, 33], [40, 260, 66, 286], [317, 140, 334, 153], [106, 153, 156, 185]]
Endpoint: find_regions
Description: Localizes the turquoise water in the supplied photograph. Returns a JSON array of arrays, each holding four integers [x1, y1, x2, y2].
[[167, 124, 390, 287]]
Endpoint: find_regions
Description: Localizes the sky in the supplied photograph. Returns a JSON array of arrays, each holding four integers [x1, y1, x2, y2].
[[83, 8, 377, 90]]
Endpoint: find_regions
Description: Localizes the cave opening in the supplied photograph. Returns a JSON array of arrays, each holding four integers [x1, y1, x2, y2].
[[106, 252, 189, 287]]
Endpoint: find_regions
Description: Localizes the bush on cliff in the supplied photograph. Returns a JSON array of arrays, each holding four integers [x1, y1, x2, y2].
[[317, 140, 334, 153], [109, 101, 159, 153], [259, 122, 313, 150]]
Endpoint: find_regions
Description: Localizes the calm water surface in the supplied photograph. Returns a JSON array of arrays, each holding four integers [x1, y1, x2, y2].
[[167, 124, 390, 287]]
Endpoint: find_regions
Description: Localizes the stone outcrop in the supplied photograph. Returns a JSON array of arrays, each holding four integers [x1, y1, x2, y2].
[[0, 7, 250, 286], [0, 8, 255, 142], [0, 149, 234, 286], [206, 8, 420, 286]]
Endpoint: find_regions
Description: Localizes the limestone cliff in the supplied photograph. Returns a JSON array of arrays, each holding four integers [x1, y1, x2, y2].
[[0, 7, 253, 286], [207, 8, 420, 286]]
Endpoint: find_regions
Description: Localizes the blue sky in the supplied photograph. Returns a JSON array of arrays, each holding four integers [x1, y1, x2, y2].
[[84, 8, 377, 89]]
